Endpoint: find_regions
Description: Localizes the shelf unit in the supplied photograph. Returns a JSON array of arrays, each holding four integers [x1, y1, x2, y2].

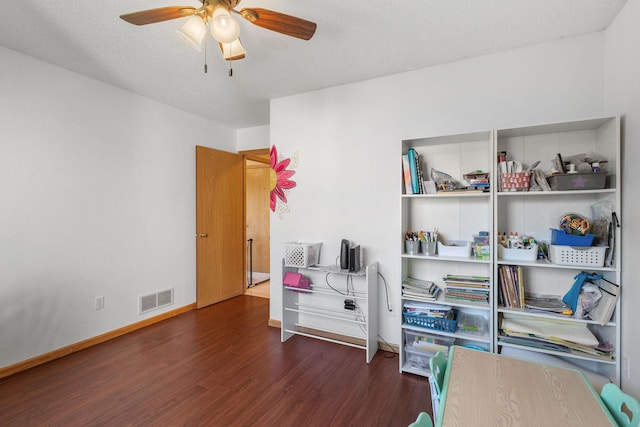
[[494, 116, 621, 384], [399, 116, 621, 384], [400, 131, 495, 377], [281, 260, 379, 363]]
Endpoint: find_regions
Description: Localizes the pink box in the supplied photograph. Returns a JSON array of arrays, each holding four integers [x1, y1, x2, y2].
[[283, 272, 311, 292]]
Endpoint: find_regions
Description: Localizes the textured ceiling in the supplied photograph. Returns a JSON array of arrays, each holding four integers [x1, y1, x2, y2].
[[0, 0, 629, 129]]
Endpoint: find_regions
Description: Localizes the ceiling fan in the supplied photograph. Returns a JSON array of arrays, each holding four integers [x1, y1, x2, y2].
[[120, 0, 317, 61]]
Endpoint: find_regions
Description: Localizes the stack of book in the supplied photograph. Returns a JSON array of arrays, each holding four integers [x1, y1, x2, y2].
[[463, 171, 490, 190], [499, 314, 614, 360], [403, 301, 452, 318], [524, 294, 572, 316], [443, 274, 490, 304], [402, 277, 440, 301], [498, 265, 525, 308], [402, 148, 426, 194]]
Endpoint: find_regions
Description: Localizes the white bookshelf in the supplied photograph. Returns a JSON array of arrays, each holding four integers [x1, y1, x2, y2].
[[399, 116, 621, 384]]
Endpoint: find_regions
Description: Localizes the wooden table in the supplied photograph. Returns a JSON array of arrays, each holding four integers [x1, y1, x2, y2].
[[436, 346, 616, 426]]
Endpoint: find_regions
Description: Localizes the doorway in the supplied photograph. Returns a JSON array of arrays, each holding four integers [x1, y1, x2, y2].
[[242, 149, 271, 299]]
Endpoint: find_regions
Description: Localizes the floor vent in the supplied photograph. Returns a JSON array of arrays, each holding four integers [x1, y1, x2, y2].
[[139, 288, 174, 315]]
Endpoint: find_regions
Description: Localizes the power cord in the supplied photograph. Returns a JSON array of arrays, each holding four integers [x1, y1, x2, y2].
[[378, 271, 393, 312], [325, 272, 348, 295], [377, 334, 397, 357]]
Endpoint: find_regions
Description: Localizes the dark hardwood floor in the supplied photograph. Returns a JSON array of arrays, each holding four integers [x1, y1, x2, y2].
[[0, 296, 431, 426]]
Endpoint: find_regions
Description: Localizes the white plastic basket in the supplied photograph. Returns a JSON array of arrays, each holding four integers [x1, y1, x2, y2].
[[549, 244, 608, 267], [284, 242, 321, 267], [437, 241, 471, 257], [499, 244, 538, 261]]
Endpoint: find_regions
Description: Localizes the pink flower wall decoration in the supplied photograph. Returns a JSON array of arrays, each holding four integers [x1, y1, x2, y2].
[[269, 145, 297, 212]]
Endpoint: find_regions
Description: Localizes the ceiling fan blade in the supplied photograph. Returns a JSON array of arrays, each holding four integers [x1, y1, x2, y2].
[[239, 8, 316, 40], [120, 6, 196, 26]]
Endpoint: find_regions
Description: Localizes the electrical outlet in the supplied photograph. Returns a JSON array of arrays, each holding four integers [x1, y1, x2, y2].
[[95, 296, 105, 310], [623, 354, 630, 379]]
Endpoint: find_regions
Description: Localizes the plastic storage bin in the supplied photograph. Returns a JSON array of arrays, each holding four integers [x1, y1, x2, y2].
[[284, 242, 321, 267], [498, 244, 538, 261], [473, 234, 491, 259], [404, 347, 433, 371], [549, 244, 608, 267], [550, 229, 595, 247], [405, 330, 455, 354], [283, 272, 311, 292], [456, 312, 488, 335], [546, 172, 606, 190], [437, 241, 472, 258], [403, 309, 458, 333]]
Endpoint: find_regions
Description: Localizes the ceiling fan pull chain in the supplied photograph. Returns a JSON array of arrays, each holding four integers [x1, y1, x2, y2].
[[204, 37, 208, 73]]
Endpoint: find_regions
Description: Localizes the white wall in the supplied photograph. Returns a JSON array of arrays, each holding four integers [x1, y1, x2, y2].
[[604, 0, 640, 398], [237, 125, 269, 151], [0, 46, 235, 368], [269, 32, 609, 374]]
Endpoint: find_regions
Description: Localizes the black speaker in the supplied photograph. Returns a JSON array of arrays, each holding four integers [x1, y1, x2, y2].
[[349, 245, 360, 272], [340, 239, 350, 269]]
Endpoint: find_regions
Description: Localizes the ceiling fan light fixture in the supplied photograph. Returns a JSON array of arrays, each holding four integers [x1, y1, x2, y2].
[[210, 7, 240, 44], [220, 38, 247, 61], [176, 15, 207, 51]]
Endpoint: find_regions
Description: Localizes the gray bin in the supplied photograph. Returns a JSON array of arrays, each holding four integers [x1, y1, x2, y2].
[[546, 172, 607, 191]]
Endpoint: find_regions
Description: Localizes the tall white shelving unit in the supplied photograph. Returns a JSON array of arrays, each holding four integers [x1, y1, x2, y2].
[[399, 116, 621, 384], [281, 260, 379, 363], [400, 131, 495, 377], [494, 116, 621, 385]]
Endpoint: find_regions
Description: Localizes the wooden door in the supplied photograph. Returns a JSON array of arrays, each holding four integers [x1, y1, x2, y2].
[[245, 160, 270, 274], [196, 146, 244, 308]]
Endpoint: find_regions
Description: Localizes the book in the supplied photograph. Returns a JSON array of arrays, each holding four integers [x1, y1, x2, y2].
[[444, 274, 490, 283], [404, 301, 451, 317], [402, 154, 412, 194], [402, 277, 440, 300], [445, 293, 489, 303], [415, 153, 424, 194], [498, 265, 523, 308], [407, 148, 419, 194], [507, 266, 518, 307], [402, 277, 436, 288], [524, 294, 572, 315], [403, 283, 434, 292], [444, 281, 490, 290], [517, 266, 525, 308], [403, 288, 441, 301]]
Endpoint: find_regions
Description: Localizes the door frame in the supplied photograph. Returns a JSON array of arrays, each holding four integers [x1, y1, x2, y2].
[[240, 148, 270, 294]]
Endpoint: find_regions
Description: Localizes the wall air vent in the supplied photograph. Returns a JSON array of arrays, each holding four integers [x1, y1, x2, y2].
[[139, 288, 174, 315]]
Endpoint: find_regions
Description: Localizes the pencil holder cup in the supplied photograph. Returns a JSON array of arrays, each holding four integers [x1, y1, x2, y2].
[[405, 240, 420, 255], [425, 241, 437, 256]]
